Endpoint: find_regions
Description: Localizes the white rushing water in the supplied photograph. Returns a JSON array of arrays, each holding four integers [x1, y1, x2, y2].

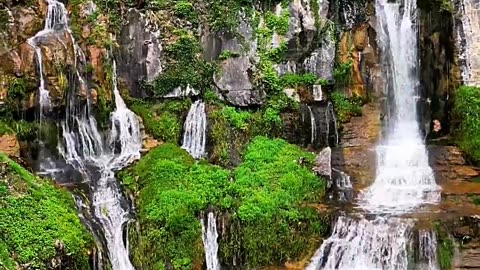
[[30, 2, 140, 269], [27, 0, 68, 113], [202, 212, 221, 270], [332, 169, 353, 202], [306, 0, 441, 269], [181, 100, 207, 159]]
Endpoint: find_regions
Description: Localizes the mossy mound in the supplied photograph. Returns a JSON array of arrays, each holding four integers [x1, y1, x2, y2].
[[121, 137, 329, 269], [0, 154, 93, 270]]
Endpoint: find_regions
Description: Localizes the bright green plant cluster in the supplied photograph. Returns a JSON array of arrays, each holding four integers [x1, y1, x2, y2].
[[120, 144, 231, 269], [0, 154, 92, 269], [435, 222, 454, 270], [280, 73, 327, 88], [330, 91, 363, 123], [150, 34, 217, 97], [130, 99, 191, 143], [454, 86, 480, 163], [121, 137, 328, 269], [265, 9, 290, 35], [333, 60, 353, 87], [218, 50, 240, 61]]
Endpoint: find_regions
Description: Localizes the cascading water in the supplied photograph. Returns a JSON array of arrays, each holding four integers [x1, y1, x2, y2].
[[201, 212, 221, 270], [306, 0, 441, 269], [30, 2, 141, 269], [181, 100, 207, 159], [27, 0, 68, 113], [307, 105, 317, 145]]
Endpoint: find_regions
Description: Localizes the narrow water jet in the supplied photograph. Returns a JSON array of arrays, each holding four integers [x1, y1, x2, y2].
[[202, 212, 221, 270], [181, 100, 207, 159]]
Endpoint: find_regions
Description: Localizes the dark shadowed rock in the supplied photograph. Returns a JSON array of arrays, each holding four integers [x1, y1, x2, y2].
[[117, 9, 163, 97]]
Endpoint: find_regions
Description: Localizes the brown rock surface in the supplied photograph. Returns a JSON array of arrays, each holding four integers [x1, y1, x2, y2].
[[0, 134, 20, 157], [428, 145, 480, 183], [332, 102, 381, 187]]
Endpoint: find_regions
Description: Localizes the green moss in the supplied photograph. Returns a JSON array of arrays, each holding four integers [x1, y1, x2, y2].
[[120, 144, 231, 269], [131, 100, 191, 143], [333, 60, 353, 88], [0, 154, 92, 269], [122, 137, 328, 269], [435, 222, 455, 270], [221, 137, 328, 268], [149, 34, 217, 97], [454, 86, 480, 164], [330, 92, 363, 123], [280, 73, 322, 88]]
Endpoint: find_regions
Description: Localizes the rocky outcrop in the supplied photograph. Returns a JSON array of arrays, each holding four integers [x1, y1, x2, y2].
[[206, 12, 262, 106], [117, 9, 163, 97], [0, 134, 20, 157]]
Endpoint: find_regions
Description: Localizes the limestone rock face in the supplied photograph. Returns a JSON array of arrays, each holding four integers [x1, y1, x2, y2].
[[0, 134, 20, 157], [117, 9, 164, 97]]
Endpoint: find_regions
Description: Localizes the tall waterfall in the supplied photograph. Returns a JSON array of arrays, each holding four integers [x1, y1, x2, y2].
[[306, 0, 440, 269], [30, 1, 141, 269], [181, 100, 207, 159], [201, 212, 221, 270]]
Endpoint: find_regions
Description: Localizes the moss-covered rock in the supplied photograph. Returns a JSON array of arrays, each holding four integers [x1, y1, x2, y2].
[[0, 154, 93, 269], [121, 137, 329, 269]]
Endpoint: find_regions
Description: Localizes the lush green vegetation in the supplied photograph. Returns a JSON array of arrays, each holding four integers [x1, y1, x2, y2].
[[121, 144, 231, 269], [121, 137, 328, 269], [220, 137, 328, 267], [130, 99, 192, 143], [0, 154, 92, 269], [280, 73, 328, 88], [149, 33, 217, 97], [330, 92, 363, 123], [435, 222, 454, 270], [454, 86, 480, 164]]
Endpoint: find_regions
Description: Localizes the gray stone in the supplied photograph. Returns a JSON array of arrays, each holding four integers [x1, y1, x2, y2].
[[117, 9, 163, 97], [313, 147, 332, 179], [303, 29, 336, 80]]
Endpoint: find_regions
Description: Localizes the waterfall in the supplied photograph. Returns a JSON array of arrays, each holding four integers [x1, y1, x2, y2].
[[456, 0, 480, 86], [27, 0, 68, 114], [201, 212, 220, 270], [306, 0, 440, 269], [181, 100, 207, 159], [30, 1, 141, 269]]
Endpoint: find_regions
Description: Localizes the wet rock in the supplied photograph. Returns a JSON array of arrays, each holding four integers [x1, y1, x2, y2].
[[117, 9, 163, 97], [0, 134, 20, 157], [332, 102, 381, 187], [303, 31, 336, 80], [214, 57, 263, 107], [314, 147, 332, 180], [428, 145, 480, 183], [284, 88, 300, 102]]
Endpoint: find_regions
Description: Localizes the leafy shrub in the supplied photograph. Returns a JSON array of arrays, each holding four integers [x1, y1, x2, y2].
[[174, 1, 195, 18], [0, 154, 92, 269], [122, 138, 329, 269], [121, 144, 231, 269], [330, 91, 363, 123], [454, 86, 480, 163], [131, 100, 191, 143], [333, 60, 353, 87], [151, 34, 217, 96]]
